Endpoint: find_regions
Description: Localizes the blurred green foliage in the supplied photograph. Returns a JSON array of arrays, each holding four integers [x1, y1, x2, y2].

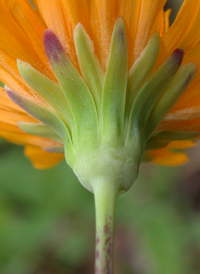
[[1, 0, 200, 274], [1, 140, 200, 274], [0, 142, 94, 274]]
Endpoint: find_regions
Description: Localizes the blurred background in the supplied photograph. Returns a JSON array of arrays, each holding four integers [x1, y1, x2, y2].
[[1, 0, 200, 273]]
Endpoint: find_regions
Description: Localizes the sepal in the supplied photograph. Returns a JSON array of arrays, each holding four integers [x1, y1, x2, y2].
[[126, 48, 184, 145], [43, 29, 99, 150], [126, 32, 160, 115], [18, 122, 63, 143], [74, 23, 103, 108], [17, 60, 73, 127], [44, 146, 64, 153], [5, 86, 75, 165], [146, 140, 170, 151], [145, 63, 197, 140], [101, 18, 128, 145]]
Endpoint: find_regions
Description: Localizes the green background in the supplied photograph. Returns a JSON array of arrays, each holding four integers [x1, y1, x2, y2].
[[1, 1, 200, 273]]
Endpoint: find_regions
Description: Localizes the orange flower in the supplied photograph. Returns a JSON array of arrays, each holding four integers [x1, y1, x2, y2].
[[0, 0, 200, 169]]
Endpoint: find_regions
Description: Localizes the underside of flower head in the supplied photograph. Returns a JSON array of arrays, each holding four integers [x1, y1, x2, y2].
[[4, 15, 198, 192], [0, 0, 200, 170]]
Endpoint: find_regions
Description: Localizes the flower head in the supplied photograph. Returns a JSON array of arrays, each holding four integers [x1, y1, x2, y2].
[[0, 0, 200, 177]]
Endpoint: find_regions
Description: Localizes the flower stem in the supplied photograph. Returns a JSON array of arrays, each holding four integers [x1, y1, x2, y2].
[[93, 178, 119, 274]]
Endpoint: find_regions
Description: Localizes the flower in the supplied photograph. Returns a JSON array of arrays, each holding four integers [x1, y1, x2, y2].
[[0, 0, 200, 171], [2, 2, 200, 272]]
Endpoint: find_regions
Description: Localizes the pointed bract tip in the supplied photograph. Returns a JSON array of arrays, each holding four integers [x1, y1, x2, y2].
[[17, 121, 29, 128], [115, 16, 125, 26], [43, 29, 56, 43], [4, 87, 28, 110], [150, 32, 161, 45], [17, 60, 24, 75], [17, 121, 29, 133], [74, 23, 85, 40], [74, 23, 84, 33], [115, 17, 126, 31], [185, 62, 197, 73], [17, 59, 29, 69], [151, 32, 160, 39], [113, 17, 126, 44], [4, 86, 18, 103], [43, 147, 64, 153], [172, 48, 184, 65], [43, 29, 64, 62], [43, 147, 53, 153], [17, 59, 24, 66], [4, 85, 12, 95], [17, 59, 31, 76]]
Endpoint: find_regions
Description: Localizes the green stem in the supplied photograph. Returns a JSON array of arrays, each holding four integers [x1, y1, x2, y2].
[[93, 178, 119, 274]]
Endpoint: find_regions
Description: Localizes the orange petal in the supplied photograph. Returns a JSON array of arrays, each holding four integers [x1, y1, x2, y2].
[[32, 0, 78, 67], [166, 140, 197, 149], [183, 44, 200, 79], [116, 0, 166, 68], [0, 94, 36, 126], [151, 9, 165, 37], [164, 9, 171, 33], [97, 0, 167, 69], [117, 1, 141, 70], [0, 1, 42, 67], [0, 61, 30, 101], [3, 0, 54, 78], [0, 109, 34, 126], [25, 145, 64, 169], [119, 1, 166, 67], [159, 117, 200, 132], [0, 60, 47, 106], [179, 7, 200, 52], [0, 87, 60, 147], [132, 0, 166, 62], [90, 0, 118, 70], [157, 0, 200, 67], [0, 87, 27, 112], [0, 122, 60, 148], [60, 0, 89, 31], [169, 78, 200, 114], [148, 148, 189, 166]]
